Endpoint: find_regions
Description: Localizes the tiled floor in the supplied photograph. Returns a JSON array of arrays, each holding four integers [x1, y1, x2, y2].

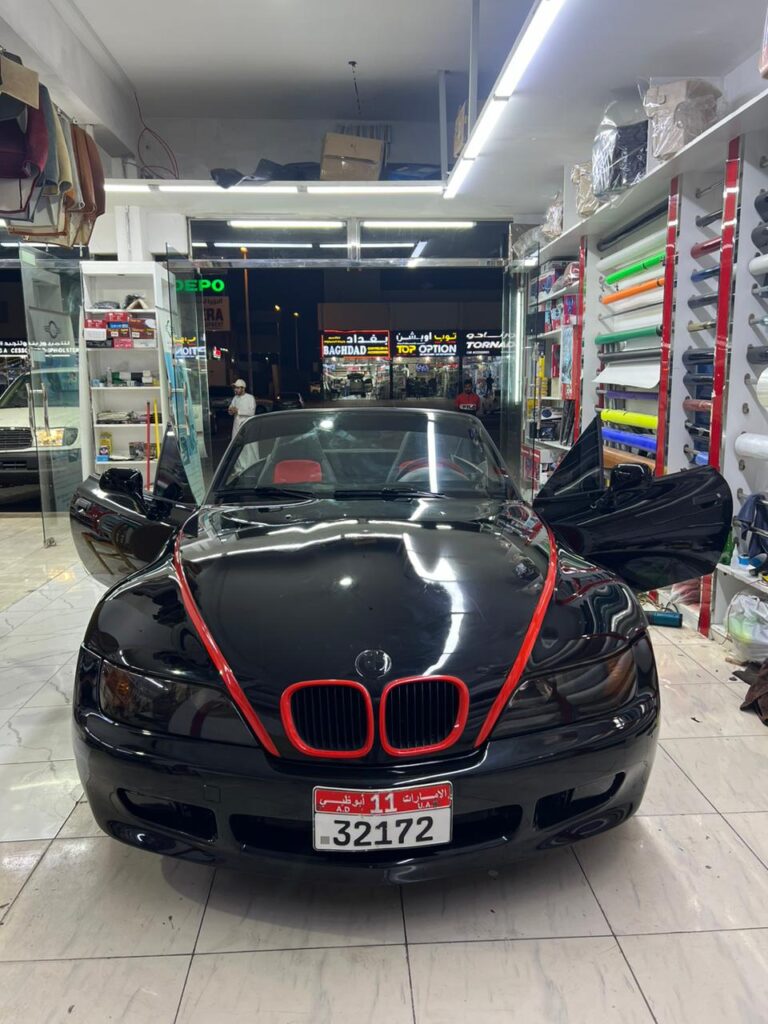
[[0, 514, 767, 1023]]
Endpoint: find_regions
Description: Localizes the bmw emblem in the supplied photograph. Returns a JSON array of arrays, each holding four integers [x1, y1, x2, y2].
[[354, 649, 392, 680]]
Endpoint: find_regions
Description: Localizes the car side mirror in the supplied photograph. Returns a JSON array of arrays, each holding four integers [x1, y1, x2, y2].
[[99, 468, 146, 508], [610, 463, 651, 494]]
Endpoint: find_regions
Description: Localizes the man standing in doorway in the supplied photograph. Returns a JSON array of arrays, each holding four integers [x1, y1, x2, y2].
[[228, 379, 256, 438], [455, 379, 482, 415]]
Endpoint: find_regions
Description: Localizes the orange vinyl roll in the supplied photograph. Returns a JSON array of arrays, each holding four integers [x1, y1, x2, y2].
[[600, 276, 665, 305], [683, 398, 712, 414]]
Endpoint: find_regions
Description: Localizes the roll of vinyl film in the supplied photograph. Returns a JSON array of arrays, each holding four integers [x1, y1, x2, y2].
[[749, 253, 768, 277], [735, 433, 768, 459], [757, 366, 768, 409]]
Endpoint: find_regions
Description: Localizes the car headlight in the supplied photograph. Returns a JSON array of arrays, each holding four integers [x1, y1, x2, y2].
[[35, 427, 78, 447], [492, 645, 639, 739], [99, 661, 256, 746]]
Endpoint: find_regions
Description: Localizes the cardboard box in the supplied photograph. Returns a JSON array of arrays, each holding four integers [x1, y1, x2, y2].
[[320, 132, 384, 181]]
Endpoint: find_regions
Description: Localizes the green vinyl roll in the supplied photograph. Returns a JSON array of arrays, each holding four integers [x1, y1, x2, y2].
[[600, 409, 659, 430], [603, 251, 665, 286], [594, 326, 662, 344]]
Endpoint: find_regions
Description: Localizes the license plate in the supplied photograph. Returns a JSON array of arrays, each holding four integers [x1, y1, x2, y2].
[[312, 782, 453, 853]]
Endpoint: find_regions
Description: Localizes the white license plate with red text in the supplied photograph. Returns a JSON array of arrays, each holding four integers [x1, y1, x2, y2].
[[312, 783, 453, 852]]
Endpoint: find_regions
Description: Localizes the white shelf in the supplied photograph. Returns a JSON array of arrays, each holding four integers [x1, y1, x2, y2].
[[91, 386, 160, 392], [534, 328, 563, 339], [716, 562, 768, 597], [536, 439, 570, 451], [96, 459, 158, 467], [94, 421, 161, 428], [541, 85, 768, 260], [85, 308, 157, 315], [530, 284, 579, 308], [87, 347, 158, 354]]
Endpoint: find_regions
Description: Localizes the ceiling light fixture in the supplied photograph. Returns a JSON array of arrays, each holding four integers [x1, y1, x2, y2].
[[361, 220, 475, 229], [191, 241, 208, 248], [213, 242, 314, 249], [306, 184, 444, 195], [104, 182, 152, 193], [444, 0, 568, 198], [160, 185, 299, 194], [319, 242, 417, 249], [229, 219, 343, 229]]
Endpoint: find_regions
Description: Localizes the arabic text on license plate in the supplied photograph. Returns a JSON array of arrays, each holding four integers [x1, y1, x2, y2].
[[312, 783, 452, 853]]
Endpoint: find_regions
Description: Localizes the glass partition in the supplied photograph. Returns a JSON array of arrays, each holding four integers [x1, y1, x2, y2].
[[19, 247, 84, 546]]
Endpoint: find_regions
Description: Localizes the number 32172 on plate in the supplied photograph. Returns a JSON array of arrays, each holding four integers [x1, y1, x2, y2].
[[313, 783, 453, 853]]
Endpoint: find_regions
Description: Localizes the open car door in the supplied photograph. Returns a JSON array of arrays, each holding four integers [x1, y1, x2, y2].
[[69, 424, 198, 586], [533, 418, 732, 591]]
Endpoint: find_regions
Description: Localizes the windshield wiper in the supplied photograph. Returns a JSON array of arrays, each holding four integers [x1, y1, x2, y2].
[[214, 485, 316, 503], [333, 487, 447, 501]]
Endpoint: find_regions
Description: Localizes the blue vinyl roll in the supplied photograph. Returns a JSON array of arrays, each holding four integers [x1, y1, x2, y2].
[[691, 266, 720, 283], [693, 451, 709, 465], [602, 427, 657, 453]]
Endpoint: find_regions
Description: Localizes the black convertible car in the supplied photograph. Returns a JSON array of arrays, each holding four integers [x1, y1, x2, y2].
[[69, 408, 731, 882]]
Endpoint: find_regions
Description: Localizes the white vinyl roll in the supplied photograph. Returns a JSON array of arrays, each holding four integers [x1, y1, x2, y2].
[[593, 361, 661, 389], [600, 266, 663, 291], [596, 227, 668, 274], [599, 289, 665, 315], [749, 253, 768, 277], [735, 433, 768, 459], [598, 311, 663, 332], [756, 366, 768, 409]]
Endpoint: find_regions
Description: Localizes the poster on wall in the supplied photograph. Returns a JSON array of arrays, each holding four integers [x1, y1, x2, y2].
[[560, 325, 573, 395], [322, 330, 390, 358], [394, 331, 458, 357], [203, 295, 230, 332]]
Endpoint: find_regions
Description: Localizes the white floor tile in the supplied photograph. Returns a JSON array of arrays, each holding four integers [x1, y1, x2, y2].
[[0, 761, 81, 841], [667, 626, 712, 647], [197, 870, 404, 954], [576, 814, 768, 934], [637, 746, 713, 815], [0, 837, 213, 959], [660, 681, 767, 738], [662, 736, 768, 812], [653, 645, 721, 685], [0, 657, 74, 710], [0, 632, 80, 665], [0, 955, 189, 1024], [403, 848, 608, 943], [620, 930, 768, 1024], [13, 608, 93, 640], [57, 800, 103, 839], [408, 937, 653, 1024], [25, 655, 78, 707], [0, 840, 47, 921], [646, 625, 674, 646], [723, 812, 768, 867], [0, 706, 75, 764], [177, 947, 413, 1024], [682, 642, 744, 683]]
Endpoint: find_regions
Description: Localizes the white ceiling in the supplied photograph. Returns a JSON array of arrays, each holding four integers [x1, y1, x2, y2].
[[464, 0, 768, 211], [60, 0, 533, 120]]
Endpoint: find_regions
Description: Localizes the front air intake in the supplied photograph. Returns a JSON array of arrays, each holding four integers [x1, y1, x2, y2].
[[380, 676, 469, 756], [281, 680, 374, 759]]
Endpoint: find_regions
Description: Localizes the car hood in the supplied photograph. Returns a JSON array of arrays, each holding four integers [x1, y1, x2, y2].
[[176, 499, 553, 747]]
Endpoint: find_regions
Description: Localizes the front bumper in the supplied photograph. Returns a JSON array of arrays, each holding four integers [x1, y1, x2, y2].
[[73, 693, 659, 884]]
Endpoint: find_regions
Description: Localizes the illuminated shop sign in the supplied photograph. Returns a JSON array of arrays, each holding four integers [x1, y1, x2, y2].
[[0, 339, 28, 356], [322, 330, 390, 358], [394, 331, 458, 357], [461, 330, 504, 356], [176, 278, 226, 294]]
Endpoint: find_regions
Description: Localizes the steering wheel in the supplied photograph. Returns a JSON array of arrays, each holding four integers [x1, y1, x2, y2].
[[394, 457, 469, 480]]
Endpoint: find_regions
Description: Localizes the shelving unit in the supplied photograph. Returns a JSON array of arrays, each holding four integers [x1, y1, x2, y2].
[[80, 263, 172, 486]]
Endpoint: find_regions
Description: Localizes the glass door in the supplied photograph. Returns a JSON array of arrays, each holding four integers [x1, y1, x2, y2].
[[19, 247, 84, 547], [499, 263, 526, 480]]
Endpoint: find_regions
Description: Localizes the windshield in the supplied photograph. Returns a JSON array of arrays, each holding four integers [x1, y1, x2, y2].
[[0, 372, 79, 410], [212, 409, 514, 501]]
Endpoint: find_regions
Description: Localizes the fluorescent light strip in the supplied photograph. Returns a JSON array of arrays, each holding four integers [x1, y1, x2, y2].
[[306, 184, 444, 195], [361, 220, 475, 229], [463, 98, 507, 160], [161, 185, 299, 194], [104, 182, 152, 193], [319, 242, 416, 249], [1, 242, 50, 248], [229, 219, 343, 229], [443, 159, 475, 200], [495, 0, 568, 97], [213, 242, 313, 249], [191, 242, 208, 248]]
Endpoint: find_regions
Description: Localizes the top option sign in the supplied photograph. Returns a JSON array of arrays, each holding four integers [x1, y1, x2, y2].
[[322, 330, 390, 358], [394, 331, 459, 357]]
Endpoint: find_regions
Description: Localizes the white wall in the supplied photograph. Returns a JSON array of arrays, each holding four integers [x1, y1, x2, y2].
[[142, 117, 441, 179], [725, 50, 767, 109]]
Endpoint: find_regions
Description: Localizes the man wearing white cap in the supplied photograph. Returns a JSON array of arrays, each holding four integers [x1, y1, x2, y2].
[[228, 379, 256, 438]]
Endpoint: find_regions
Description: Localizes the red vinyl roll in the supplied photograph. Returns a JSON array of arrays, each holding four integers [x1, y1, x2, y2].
[[683, 398, 712, 414], [690, 236, 721, 259]]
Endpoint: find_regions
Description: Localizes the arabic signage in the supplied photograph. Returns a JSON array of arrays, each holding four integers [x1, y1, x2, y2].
[[0, 339, 28, 357], [203, 295, 230, 332], [394, 330, 458, 357], [322, 330, 390, 358], [461, 330, 504, 357]]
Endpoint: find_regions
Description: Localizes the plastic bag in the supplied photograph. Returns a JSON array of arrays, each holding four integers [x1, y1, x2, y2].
[[725, 592, 768, 662], [643, 79, 722, 161], [570, 162, 600, 218], [542, 192, 563, 240], [512, 225, 546, 261], [592, 99, 648, 200]]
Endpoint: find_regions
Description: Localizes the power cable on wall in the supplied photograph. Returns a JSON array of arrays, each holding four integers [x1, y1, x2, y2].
[[133, 91, 180, 179]]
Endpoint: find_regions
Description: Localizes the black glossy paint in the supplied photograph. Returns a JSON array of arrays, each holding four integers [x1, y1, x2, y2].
[[69, 410, 732, 876]]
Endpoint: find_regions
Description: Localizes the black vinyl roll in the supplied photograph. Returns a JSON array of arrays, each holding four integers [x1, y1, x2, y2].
[[755, 190, 768, 221], [752, 222, 768, 254], [688, 293, 719, 310], [747, 345, 768, 365]]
